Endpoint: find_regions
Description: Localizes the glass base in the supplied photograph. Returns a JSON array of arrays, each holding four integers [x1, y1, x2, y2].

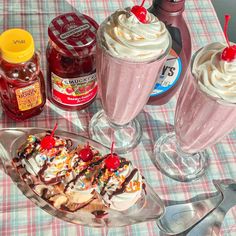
[[154, 132, 209, 182], [89, 110, 142, 154]]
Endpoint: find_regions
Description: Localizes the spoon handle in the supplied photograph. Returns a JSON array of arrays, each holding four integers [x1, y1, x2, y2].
[[157, 193, 222, 235], [187, 199, 232, 236]]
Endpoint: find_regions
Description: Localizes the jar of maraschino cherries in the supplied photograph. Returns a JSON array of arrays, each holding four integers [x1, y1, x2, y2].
[[46, 12, 99, 110], [0, 29, 46, 121]]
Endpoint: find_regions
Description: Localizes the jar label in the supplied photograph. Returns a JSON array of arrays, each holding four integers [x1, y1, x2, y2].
[[150, 48, 182, 96], [51, 72, 97, 106], [16, 82, 42, 111]]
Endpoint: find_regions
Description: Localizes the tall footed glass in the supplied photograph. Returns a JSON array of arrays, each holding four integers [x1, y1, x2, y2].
[[89, 8, 171, 153], [154, 42, 236, 182]]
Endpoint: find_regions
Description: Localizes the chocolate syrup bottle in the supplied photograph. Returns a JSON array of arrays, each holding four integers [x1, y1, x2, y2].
[[148, 0, 192, 105]]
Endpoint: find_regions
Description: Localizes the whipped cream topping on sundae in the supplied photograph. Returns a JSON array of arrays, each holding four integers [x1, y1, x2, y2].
[[14, 133, 144, 213], [99, 8, 170, 61], [192, 42, 236, 103], [98, 157, 142, 211]]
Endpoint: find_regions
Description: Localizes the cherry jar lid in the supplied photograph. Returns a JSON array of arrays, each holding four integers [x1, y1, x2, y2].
[[48, 12, 99, 57]]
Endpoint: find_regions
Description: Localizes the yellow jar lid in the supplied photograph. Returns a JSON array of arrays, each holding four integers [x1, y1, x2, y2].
[[0, 28, 35, 63]]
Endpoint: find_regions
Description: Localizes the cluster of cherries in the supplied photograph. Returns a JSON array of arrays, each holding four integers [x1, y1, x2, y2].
[[40, 123, 120, 171], [77, 141, 121, 171]]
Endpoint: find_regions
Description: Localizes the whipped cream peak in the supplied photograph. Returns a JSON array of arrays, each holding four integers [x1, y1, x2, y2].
[[99, 8, 170, 61], [192, 42, 236, 103]]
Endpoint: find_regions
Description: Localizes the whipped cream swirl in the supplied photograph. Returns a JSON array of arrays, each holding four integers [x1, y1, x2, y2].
[[192, 42, 236, 103], [99, 8, 170, 61], [98, 158, 143, 211]]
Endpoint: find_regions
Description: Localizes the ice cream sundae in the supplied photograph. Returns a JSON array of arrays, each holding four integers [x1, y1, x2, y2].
[[12, 130, 144, 214]]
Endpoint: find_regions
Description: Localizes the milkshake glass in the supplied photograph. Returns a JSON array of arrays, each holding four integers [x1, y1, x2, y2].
[[89, 8, 171, 153], [154, 42, 236, 182]]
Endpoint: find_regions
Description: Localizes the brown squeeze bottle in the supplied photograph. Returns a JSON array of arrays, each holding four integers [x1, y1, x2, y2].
[[148, 0, 192, 105]]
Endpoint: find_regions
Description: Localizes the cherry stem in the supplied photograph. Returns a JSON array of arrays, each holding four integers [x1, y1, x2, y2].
[[87, 141, 90, 148], [110, 141, 114, 157], [224, 14, 231, 47], [50, 123, 58, 137], [140, 0, 146, 7]]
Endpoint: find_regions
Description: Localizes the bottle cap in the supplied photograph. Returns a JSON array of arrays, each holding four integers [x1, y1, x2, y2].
[[154, 0, 185, 12], [48, 12, 98, 57], [0, 28, 35, 63]]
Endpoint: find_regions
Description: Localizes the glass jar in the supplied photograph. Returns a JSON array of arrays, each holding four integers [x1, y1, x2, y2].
[[46, 12, 99, 110], [0, 28, 46, 121]]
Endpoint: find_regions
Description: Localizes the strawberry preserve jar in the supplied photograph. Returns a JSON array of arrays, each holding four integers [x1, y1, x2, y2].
[[46, 12, 99, 110], [0, 29, 46, 121]]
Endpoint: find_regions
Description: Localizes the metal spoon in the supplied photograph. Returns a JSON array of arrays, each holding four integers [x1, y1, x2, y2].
[[187, 179, 236, 236], [157, 190, 223, 235]]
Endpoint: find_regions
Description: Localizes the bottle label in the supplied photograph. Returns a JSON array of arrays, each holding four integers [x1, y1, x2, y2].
[[16, 82, 42, 111], [150, 48, 182, 96], [51, 72, 97, 106]]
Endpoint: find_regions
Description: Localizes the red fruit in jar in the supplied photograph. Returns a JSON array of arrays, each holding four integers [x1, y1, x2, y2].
[[221, 14, 236, 62], [131, 0, 147, 23]]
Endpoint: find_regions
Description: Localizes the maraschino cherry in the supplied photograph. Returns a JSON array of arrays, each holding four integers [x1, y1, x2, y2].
[[78, 142, 93, 162], [105, 142, 121, 171], [131, 0, 147, 23], [221, 14, 236, 62], [41, 123, 58, 150]]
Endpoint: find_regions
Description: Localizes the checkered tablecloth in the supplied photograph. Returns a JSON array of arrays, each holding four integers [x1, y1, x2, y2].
[[0, 0, 236, 235]]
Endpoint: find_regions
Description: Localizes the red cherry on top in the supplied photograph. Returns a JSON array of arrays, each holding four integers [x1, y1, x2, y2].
[[221, 14, 236, 62], [78, 142, 93, 162], [41, 123, 58, 150], [131, 0, 147, 24], [105, 142, 120, 171]]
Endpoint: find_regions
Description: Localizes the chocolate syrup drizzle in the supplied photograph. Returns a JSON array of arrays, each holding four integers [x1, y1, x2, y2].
[[108, 169, 138, 200]]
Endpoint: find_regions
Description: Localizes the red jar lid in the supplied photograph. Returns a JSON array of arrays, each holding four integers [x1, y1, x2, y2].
[[48, 12, 99, 57]]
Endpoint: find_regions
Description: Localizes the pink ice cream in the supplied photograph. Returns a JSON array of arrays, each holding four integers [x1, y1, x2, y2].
[[175, 42, 236, 153], [97, 8, 170, 125]]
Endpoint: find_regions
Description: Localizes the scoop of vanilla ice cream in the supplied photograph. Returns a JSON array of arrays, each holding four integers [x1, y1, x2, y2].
[[98, 159, 143, 211]]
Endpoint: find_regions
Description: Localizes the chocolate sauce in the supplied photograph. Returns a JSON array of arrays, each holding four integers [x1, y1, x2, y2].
[[60, 196, 95, 212], [64, 168, 87, 193], [91, 210, 108, 218], [100, 176, 111, 196], [108, 169, 138, 200], [148, 0, 192, 105]]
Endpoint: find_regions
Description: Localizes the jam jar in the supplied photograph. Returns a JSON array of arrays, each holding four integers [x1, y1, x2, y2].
[[46, 12, 99, 110], [0, 28, 46, 121]]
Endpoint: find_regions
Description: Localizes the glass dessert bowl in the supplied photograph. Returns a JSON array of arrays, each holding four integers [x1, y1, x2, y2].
[[0, 127, 164, 227]]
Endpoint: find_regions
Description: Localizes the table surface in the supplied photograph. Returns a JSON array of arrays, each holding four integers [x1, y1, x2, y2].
[[0, 0, 236, 235]]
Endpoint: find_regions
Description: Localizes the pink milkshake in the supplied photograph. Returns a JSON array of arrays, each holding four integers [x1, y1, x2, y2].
[[96, 44, 168, 125], [154, 41, 236, 182], [90, 6, 171, 152], [176, 44, 236, 153]]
